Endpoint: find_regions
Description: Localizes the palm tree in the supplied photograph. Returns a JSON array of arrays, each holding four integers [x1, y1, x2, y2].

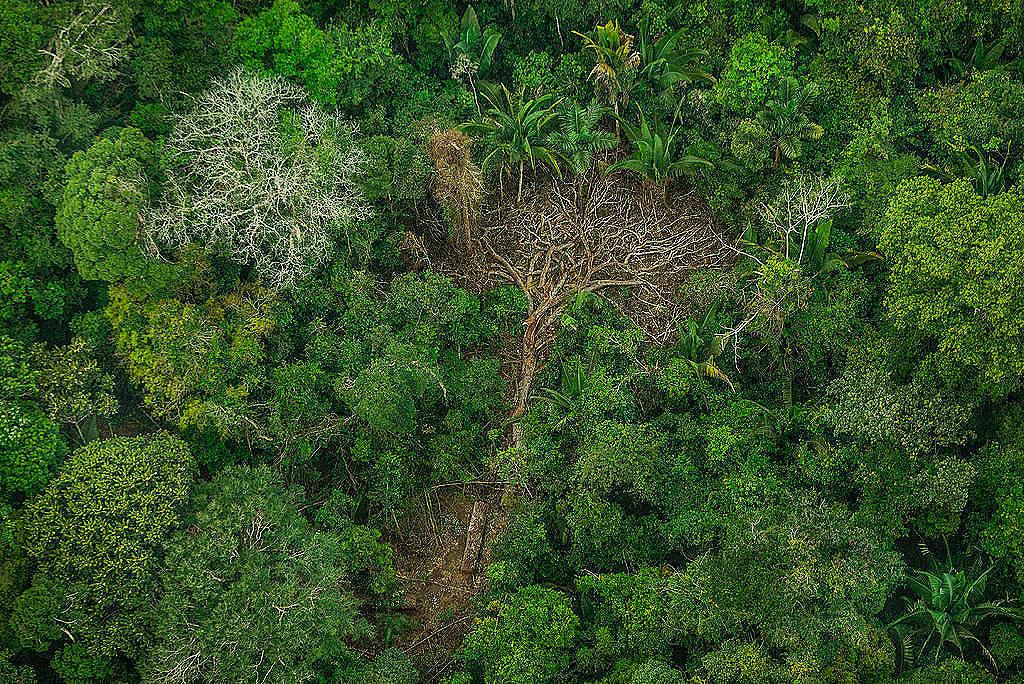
[[462, 83, 562, 204], [676, 298, 734, 391], [919, 141, 1012, 199], [607, 106, 712, 204], [546, 100, 617, 176], [757, 76, 824, 168], [888, 544, 1023, 673], [574, 20, 640, 139]]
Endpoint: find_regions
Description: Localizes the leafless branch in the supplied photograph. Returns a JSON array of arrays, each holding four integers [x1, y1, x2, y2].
[[34, 1, 130, 90], [758, 174, 850, 266], [148, 69, 372, 290]]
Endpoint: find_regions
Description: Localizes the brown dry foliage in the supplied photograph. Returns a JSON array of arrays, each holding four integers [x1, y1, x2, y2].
[[425, 127, 483, 250]]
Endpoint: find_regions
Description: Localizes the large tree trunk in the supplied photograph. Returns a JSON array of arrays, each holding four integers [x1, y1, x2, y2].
[[510, 312, 540, 452], [461, 500, 488, 574]]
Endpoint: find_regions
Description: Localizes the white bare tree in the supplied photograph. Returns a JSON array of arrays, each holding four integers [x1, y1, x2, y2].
[[758, 174, 850, 266], [34, 1, 131, 90], [148, 68, 372, 290], [715, 174, 852, 369]]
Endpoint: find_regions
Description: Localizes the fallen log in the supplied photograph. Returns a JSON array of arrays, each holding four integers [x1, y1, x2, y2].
[[461, 500, 488, 574]]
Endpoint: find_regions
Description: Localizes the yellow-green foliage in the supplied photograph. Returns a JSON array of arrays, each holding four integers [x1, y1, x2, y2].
[[916, 70, 1024, 155], [233, 0, 395, 110], [28, 338, 117, 433], [698, 638, 778, 682], [461, 585, 580, 684], [24, 432, 194, 657], [715, 33, 792, 114], [105, 284, 275, 433], [880, 177, 1024, 398]]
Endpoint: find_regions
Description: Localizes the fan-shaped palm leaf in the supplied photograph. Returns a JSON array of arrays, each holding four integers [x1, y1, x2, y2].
[[547, 100, 616, 176]]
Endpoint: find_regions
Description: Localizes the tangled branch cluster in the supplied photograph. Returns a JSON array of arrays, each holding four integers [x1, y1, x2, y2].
[[149, 68, 372, 290], [482, 170, 729, 343], [758, 174, 851, 265], [718, 174, 851, 368], [471, 170, 730, 423], [34, 1, 130, 90]]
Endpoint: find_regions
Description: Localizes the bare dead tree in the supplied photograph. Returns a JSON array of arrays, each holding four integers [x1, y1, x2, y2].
[[758, 174, 850, 266], [34, 1, 131, 90], [148, 69, 372, 290], [716, 175, 850, 369], [459, 168, 730, 448]]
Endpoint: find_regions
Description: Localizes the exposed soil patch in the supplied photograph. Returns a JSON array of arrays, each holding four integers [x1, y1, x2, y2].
[[388, 484, 508, 681]]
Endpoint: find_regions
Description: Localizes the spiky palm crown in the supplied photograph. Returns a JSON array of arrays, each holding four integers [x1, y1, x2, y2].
[[888, 546, 1023, 672], [576, 21, 641, 105], [758, 77, 825, 161], [608, 106, 712, 186], [461, 84, 562, 181], [547, 101, 616, 175]]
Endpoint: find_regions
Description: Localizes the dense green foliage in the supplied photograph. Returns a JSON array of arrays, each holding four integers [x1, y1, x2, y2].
[[880, 177, 1024, 399], [143, 465, 387, 683], [56, 127, 178, 294], [3, 0, 1024, 681]]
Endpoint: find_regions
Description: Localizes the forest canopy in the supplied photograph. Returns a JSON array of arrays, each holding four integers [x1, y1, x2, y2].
[[3, 0, 1024, 682]]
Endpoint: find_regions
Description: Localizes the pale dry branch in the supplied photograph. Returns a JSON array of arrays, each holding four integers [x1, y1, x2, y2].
[[148, 69, 372, 290], [34, 1, 130, 90], [758, 174, 850, 266]]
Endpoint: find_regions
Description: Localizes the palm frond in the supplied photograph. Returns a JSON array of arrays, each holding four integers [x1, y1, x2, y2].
[[694, 359, 734, 392]]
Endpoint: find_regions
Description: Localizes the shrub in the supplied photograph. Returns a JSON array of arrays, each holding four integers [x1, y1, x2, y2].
[[715, 33, 792, 114]]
